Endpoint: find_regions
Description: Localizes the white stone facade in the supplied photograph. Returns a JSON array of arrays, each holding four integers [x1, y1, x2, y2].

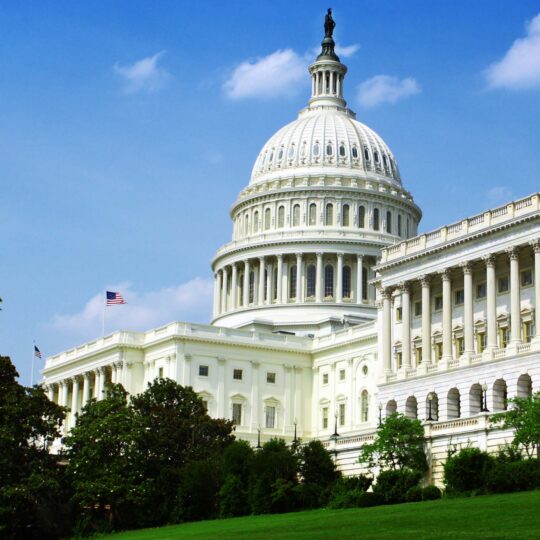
[[42, 27, 540, 485]]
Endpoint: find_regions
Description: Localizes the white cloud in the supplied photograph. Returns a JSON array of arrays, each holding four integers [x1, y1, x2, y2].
[[335, 43, 360, 58], [223, 49, 306, 99], [114, 51, 171, 94], [485, 13, 540, 90], [356, 75, 420, 108], [50, 277, 213, 344], [486, 186, 513, 205]]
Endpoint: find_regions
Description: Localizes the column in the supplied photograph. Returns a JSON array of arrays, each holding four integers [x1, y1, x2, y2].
[[401, 282, 411, 369], [485, 255, 497, 351], [316, 252, 323, 303], [533, 241, 540, 342], [253, 265, 259, 305], [111, 363, 117, 384], [462, 262, 474, 355], [93, 369, 101, 399], [82, 372, 91, 404], [60, 380, 69, 407], [243, 259, 250, 307], [336, 253, 344, 303], [296, 253, 303, 303], [276, 254, 283, 303], [71, 377, 80, 428], [231, 263, 238, 310], [356, 255, 363, 304], [382, 288, 392, 372], [258, 257, 265, 306], [508, 247, 521, 345], [267, 263, 274, 304], [47, 384, 55, 402], [98, 367, 106, 400], [282, 259, 288, 303], [421, 275, 432, 364], [115, 360, 124, 387], [214, 271, 222, 317], [221, 266, 229, 313], [330, 71, 334, 95], [441, 270, 453, 361]]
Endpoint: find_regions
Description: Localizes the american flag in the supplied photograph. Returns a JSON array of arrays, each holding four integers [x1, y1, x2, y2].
[[106, 291, 127, 306], [34, 345, 42, 359]]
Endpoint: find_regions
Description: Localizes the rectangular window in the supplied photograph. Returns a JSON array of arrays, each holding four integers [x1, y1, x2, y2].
[[202, 400, 208, 412], [158, 367, 164, 378], [415, 346, 422, 366], [477, 332, 487, 352], [435, 342, 443, 361], [396, 351, 402, 369], [339, 403, 346, 426], [454, 289, 464, 305], [476, 283, 487, 299], [266, 372, 276, 384], [199, 365, 209, 377], [521, 269, 533, 287], [523, 321, 532, 343], [339, 369, 346, 381], [456, 337, 464, 356], [414, 301, 422, 317], [499, 327, 509, 348], [498, 276, 509, 293], [434, 295, 443, 311], [322, 407, 328, 429], [233, 369, 243, 381], [265, 406, 276, 429], [322, 373, 329, 385], [232, 403, 242, 425], [396, 307, 402, 322]]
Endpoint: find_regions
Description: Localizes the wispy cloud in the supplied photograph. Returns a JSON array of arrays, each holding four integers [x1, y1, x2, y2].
[[486, 186, 513, 206], [114, 51, 171, 94], [335, 43, 360, 58], [356, 75, 420, 108], [50, 277, 213, 345], [223, 49, 306, 99], [485, 13, 540, 90]]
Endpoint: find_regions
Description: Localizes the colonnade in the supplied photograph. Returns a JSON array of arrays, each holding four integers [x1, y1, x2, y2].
[[214, 252, 377, 317], [380, 241, 540, 373], [311, 68, 344, 99]]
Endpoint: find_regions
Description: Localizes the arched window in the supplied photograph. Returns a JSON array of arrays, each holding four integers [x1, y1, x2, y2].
[[324, 264, 334, 297], [469, 383, 482, 415], [493, 379, 508, 411], [373, 208, 380, 231], [339, 144, 346, 157], [358, 205, 365, 228], [386, 210, 392, 233], [309, 203, 317, 226], [374, 150, 380, 163], [364, 147, 370, 161], [307, 265, 316, 297], [253, 211, 259, 233], [352, 146, 358, 159], [405, 396, 418, 419], [517, 374, 533, 397], [343, 265, 351, 298], [361, 390, 369, 422], [264, 208, 271, 230], [426, 393, 439, 421], [447, 388, 461, 419], [277, 206, 285, 228], [325, 203, 334, 226], [383, 154, 388, 168], [326, 142, 333, 156], [293, 204, 300, 226], [244, 214, 249, 236], [312, 143, 320, 157], [362, 266, 368, 301], [386, 399, 397, 416], [342, 204, 350, 226], [397, 214, 402, 237], [249, 272, 255, 304], [289, 265, 297, 299], [278, 147, 284, 161], [287, 145, 295, 159]]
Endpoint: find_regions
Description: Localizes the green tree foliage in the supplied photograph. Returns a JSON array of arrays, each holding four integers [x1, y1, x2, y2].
[[358, 413, 427, 472], [373, 469, 422, 503], [443, 447, 494, 494], [491, 392, 540, 458], [0, 355, 68, 539]]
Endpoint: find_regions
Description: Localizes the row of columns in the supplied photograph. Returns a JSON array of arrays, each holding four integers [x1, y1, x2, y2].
[[312, 69, 343, 98], [381, 242, 540, 372], [214, 253, 377, 317]]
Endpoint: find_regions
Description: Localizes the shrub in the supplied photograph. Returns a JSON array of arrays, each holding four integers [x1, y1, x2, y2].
[[327, 475, 374, 509], [443, 448, 493, 495], [486, 459, 540, 494], [356, 492, 384, 507], [219, 475, 250, 518], [422, 485, 442, 500], [405, 485, 423, 502], [373, 469, 422, 504]]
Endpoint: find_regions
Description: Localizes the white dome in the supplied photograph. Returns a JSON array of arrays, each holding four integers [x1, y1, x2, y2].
[[250, 108, 402, 186]]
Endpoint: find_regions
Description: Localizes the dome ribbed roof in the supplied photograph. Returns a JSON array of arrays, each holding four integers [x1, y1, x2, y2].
[[250, 108, 402, 186]]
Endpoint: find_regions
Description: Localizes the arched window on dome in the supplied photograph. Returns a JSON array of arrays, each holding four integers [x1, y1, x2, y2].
[[288, 145, 295, 160], [383, 154, 388, 169], [374, 150, 380, 164], [339, 144, 346, 157], [307, 265, 316, 298], [343, 265, 351, 298], [249, 272, 255, 304], [397, 214, 402, 237], [325, 203, 334, 226], [293, 204, 300, 227], [324, 264, 334, 298], [312, 142, 320, 157], [253, 210, 259, 233], [278, 147, 284, 161], [277, 206, 285, 228], [361, 390, 369, 422], [326, 142, 333, 156], [352, 146, 358, 159], [309, 203, 317, 226], [364, 147, 370, 161], [264, 208, 271, 230], [269, 150, 274, 163], [342, 204, 350, 227], [386, 211, 392, 234], [373, 208, 380, 231], [289, 265, 297, 299], [358, 205, 366, 229], [244, 213, 249, 236], [301, 141, 307, 158]]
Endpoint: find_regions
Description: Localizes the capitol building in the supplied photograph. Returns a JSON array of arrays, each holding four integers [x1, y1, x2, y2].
[[42, 18, 540, 483]]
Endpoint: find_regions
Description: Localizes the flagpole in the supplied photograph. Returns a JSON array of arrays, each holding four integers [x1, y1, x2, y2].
[[31, 340, 35, 387], [102, 292, 106, 336]]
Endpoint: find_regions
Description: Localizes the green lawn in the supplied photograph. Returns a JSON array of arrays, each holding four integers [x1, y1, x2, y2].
[[101, 491, 540, 539]]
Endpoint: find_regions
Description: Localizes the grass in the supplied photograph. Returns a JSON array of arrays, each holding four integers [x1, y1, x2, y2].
[[101, 491, 540, 539]]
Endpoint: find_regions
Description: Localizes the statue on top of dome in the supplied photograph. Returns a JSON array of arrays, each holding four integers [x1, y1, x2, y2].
[[324, 8, 335, 38]]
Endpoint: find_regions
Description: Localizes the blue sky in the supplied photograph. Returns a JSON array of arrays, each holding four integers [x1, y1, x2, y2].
[[1, 1, 540, 384]]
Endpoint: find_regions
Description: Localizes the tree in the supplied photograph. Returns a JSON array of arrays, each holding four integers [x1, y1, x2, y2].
[[358, 412, 427, 472], [0, 355, 68, 539], [491, 393, 540, 458]]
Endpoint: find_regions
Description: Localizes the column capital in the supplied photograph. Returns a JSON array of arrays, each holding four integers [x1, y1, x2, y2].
[[380, 287, 394, 300], [259, 255, 265, 263], [336, 251, 344, 259], [277, 254, 283, 261], [483, 254, 496, 267], [316, 251, 323, 258], [506, 246, 519, 260], [439, 268, 452, 281], [295, 252, 302, 258], [420, 274, 431, 287], [530, 239, 540, 253], [460, 261, 473, 274], [398, 281, 411, 293], [83, 371, 92, 380]]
